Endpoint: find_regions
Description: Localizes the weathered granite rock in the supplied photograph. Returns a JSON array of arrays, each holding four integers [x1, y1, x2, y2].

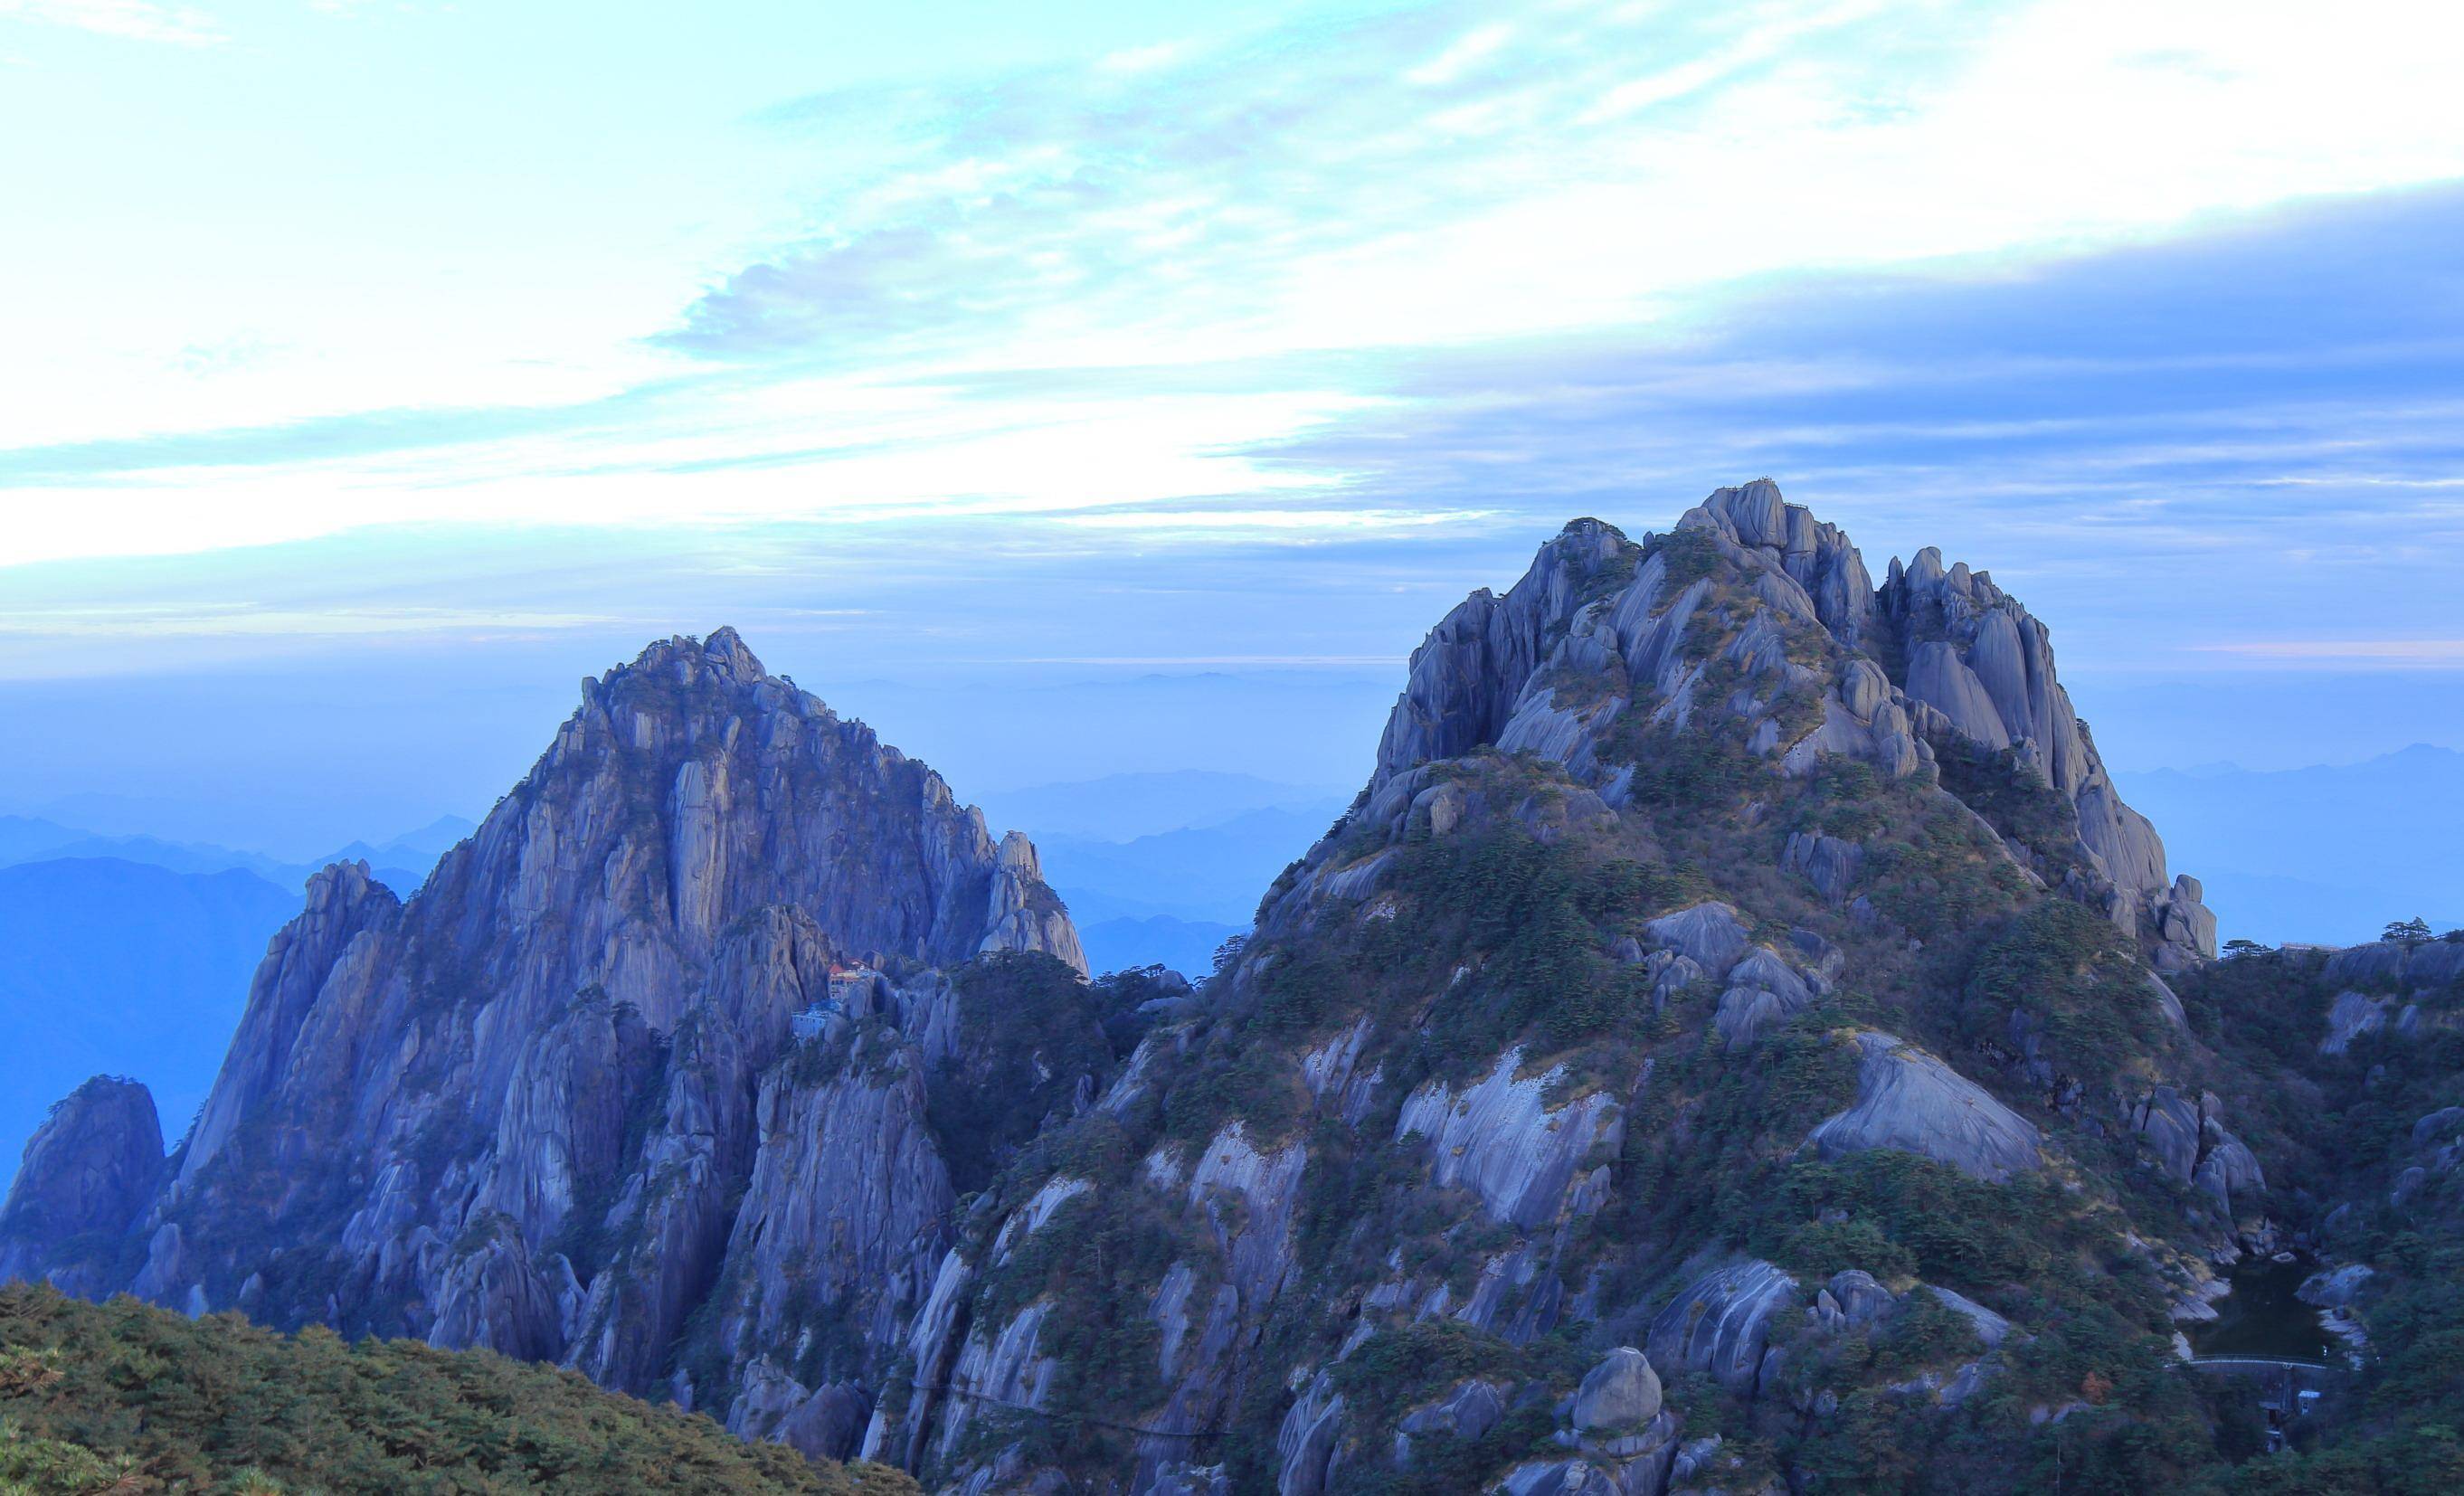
[[0, 1077, 164, 1292], [568, 909, 822, 1393], [2412, 1106, 2464, 1150], [1395, 1049, 1620, 1228], [1877, 544, 2213, 966], [707, 1027, 957, 1405], [8, 488, 2260, 1494], [1646, 903, 1753, 980], [2298, 1264, 2374, 1310], [2322, 990, 2396, 1054], [1397, 1378, 1507, 1449], [1189, 1122, 1308, 1310], [1906, 641, 2011, 751], [982, 830, 1089, 977], [1275, 1369, 1345, 1496], [729, 1362, 871, 1463], [1781, 831, 1865, 905], [2128, 1085, 2266, 1211], [1712, 948, 1819, 1051], [1693, 478, 1874, 645], [1648, 1261, 1799, 1396], [180, 860, 402, 1186], [1572, 1347, 1663, 1432], [1372, 517, 1635, 789], [7, 627, 1090, 1479], [933, 1300, 1060, 1464], [1807, 1032, 2043, 1183], [1500, 1456, 1618, 1494], [2325, 939, 2464, 992], [2192, 1131, 2267, 1211], [1824, 1270, 1896, 1326]]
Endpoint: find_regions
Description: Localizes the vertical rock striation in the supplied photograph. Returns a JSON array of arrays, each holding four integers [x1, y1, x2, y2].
[[5, 627, 1090, 1467]]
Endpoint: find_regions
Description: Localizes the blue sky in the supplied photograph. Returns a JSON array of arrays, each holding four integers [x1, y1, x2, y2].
[[4, 0, 2462, 849]]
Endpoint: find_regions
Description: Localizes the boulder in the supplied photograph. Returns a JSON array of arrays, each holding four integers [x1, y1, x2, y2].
[[1398, 1378, 1506, 1444], [2412, 1106, 2464, 1150], [1571, 1347, 1663, 1431], [2298, 1264, 2374, 1310], [1825, 1269, 1896, 1325], [1807, 1032, 2043, 1183], [1713, 949, 1817, 1051], [1922, 1285, 2014, 1349], [1500, 1458, 1621, 1495], [1646, 903, 1753, 980]]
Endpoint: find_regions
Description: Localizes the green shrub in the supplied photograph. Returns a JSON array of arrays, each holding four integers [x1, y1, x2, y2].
[[1957, 900, 2159, 1088], [0, 1283, 912, 1495]]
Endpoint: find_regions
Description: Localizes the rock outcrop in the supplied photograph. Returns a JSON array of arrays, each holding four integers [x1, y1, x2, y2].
[[1648, 1261, 1799, 1397], [2128, 1085, 2267, 1211], [0, 1077, 163, 1294], [886, 483, 2243, 1491], [1874, 545, 2214, 968], [1808, 1031, 2044, 1184], [1394, 1048, 1620, 1228], [5, 627, 1094, 1468]]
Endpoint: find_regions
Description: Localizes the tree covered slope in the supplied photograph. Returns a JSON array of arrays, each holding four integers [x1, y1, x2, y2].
[[0, 1282, 915, 1495]]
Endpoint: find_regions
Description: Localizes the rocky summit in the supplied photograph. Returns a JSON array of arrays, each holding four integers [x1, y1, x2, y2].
[[9, 482, 2461, 1496], [4, 630, 1095, 1425]]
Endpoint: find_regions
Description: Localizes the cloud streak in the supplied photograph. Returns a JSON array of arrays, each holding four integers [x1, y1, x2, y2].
[[0, 0, 217, 43], [669, 0, 2464, 379], [4, 0, 2463, 709]]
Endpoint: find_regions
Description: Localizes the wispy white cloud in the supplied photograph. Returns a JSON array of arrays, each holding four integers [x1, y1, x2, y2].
[[2193, 640, 2464, 663], [0, 603, 629, 639], [675, 0, 2464, 377], [1406, 21, 1513, 86], [0, 0, 218, 44], [6, 0, 2464, 596]]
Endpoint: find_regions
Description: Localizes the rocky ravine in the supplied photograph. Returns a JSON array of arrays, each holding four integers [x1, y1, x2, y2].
[[10, 485, 2282, 1495]]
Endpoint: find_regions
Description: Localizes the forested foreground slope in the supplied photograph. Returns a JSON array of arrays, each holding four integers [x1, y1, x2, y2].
[[0, 1283, 915, 1494]]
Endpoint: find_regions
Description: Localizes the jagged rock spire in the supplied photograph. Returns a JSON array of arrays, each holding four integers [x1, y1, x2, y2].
[[0, 1077, 163, 1297], [1358, 480, 2213, 965], [12, 626, 1087, 1379]]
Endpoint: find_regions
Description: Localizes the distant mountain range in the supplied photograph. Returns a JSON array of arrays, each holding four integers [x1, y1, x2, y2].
[[972, 769, 1349, 842], [0, 815, 478, 1190], [0, 811, 476, 897], [974, 772, 1349, 975], [0, 858, 300, 1188], [2117, 743, 2464, 944]]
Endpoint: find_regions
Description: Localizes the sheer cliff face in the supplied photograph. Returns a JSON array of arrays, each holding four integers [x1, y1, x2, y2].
[[0, 1078, 161, 1297], [1872, 539, 2212, 967], [10, 629, 1087, 1426]]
